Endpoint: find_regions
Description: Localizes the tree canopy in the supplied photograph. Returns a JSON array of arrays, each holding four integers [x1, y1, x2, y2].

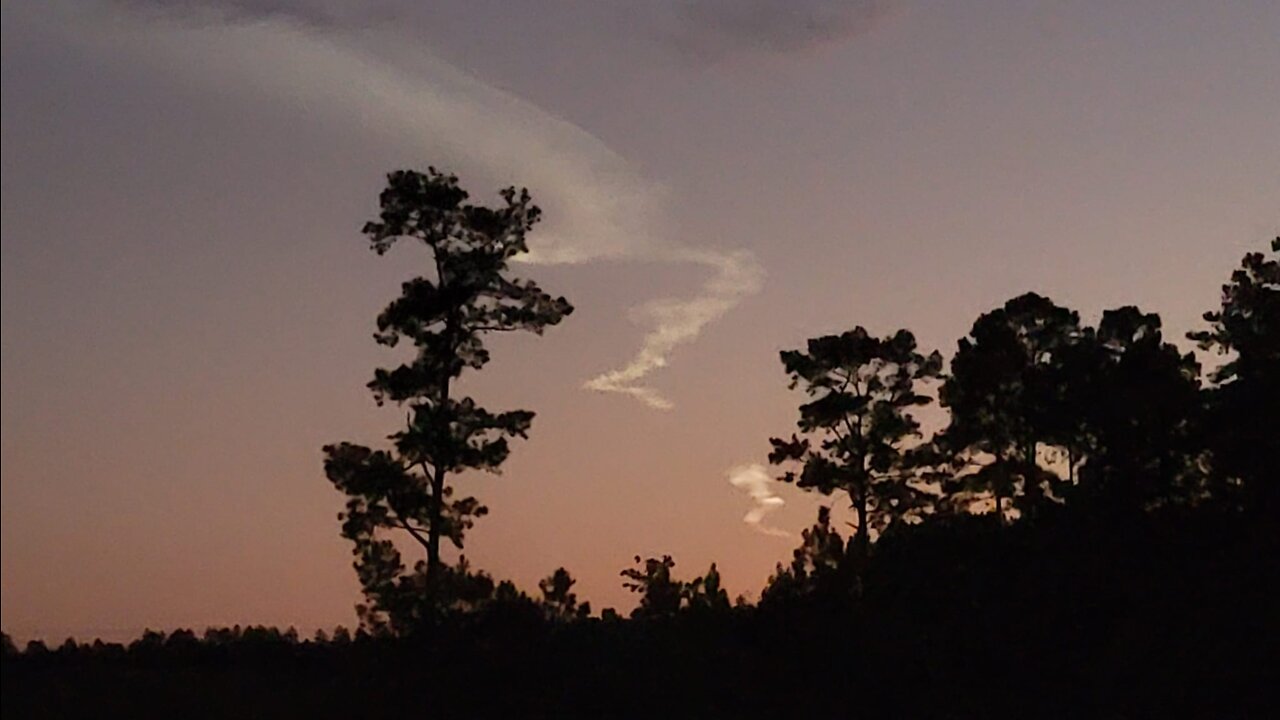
[[769, 328, 943, 559], [1189, 237, 1279, 511], [322, 168, 572, 633]]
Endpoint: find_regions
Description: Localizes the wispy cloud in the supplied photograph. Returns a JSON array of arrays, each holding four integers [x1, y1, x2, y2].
[[585, 248, 763, 409], [670, 0, 893, 63], [117, 0, 389, 28], [81, 0, 763, 409], [727, 463, 790, 537]]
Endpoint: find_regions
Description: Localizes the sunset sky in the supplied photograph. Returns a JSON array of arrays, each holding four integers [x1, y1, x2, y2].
[[3, 0, 1277, 641]]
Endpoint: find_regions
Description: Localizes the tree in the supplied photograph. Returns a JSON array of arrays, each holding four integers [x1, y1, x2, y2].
[[1073, 307, 1203, 512], [620, 556, 730, 618], [539, 567, 591, 621], [760, 506, 848, 606], [621, 555, 684, 619], [323, 168, 573, 632], [938, 293, 1081, 521], [1189, 237, 1279, 512], [684, 563, 732, 615], [769, 328, 943, 562], [0, 632, 17, 660]]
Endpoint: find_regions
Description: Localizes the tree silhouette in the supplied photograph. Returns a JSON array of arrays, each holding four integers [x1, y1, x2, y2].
[[937, 293, 1081, 521], [769, 328, 943, 563], [683, 563, 731, 614], [621, 555, 684, 619], [760, 506, 848, 605], [6, 240, 1274, 719], [0, 633, 17, 660], [539, 567, 591, 621], [620, 556, 731, 618], [1073, 307, 1203, 512], [323, 169, 573, 631], [1189, 237, 1279, 512]]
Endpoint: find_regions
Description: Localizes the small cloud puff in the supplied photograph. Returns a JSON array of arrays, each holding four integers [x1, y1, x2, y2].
[[728, 463, 791, 538]]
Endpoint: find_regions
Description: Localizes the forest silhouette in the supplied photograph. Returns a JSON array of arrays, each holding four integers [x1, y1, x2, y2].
[[3, 171, 1277, 718]]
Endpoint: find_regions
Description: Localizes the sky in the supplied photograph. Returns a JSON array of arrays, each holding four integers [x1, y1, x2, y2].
[[2, 0, 1277, 641]]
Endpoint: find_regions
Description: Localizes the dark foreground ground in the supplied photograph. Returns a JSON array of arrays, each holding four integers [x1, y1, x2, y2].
[[4, 510, 1276, 719]]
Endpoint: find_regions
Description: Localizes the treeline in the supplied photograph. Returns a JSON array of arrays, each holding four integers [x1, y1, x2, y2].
[[2, 170, 1275, 717], [4, 509, 1271, 717], [317, 171, 1275, 633]]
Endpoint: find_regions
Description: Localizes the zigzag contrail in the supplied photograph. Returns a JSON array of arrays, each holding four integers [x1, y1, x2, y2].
[[583, 247, 763, 409]]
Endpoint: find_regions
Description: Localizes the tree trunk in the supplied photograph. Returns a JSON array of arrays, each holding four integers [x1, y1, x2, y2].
[[1024, 441, 1039, 516], [846, 491, 869, 599], [426, 466, 446, 598], [425, 314, 458, 602], [854, 494, 869, 558]]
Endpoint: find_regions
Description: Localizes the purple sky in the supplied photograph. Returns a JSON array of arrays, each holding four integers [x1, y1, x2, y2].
[[3, 0, 1277, 641]]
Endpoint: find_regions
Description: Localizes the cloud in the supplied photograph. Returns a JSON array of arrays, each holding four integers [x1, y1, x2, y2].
[[130, 1, 893, 63], [727, 463, 790, 538], [117, 0, 387, 28], [584, 248, 763, 409], [671, 0, 892, 62], [77, 0, 763, 409]]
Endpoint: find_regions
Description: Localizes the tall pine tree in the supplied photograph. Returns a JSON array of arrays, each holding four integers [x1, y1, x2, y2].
[[324, 169, 572, 632]]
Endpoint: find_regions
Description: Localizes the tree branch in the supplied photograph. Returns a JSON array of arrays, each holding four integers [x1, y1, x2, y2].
[[392, 514, 432, 551], [468, 325, 522, 333]]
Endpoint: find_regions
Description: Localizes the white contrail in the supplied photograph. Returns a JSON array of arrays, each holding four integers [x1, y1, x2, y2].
[[69, 1, 762, 410], [585, 247, 763, 410], [727, 463, 790, 538]]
